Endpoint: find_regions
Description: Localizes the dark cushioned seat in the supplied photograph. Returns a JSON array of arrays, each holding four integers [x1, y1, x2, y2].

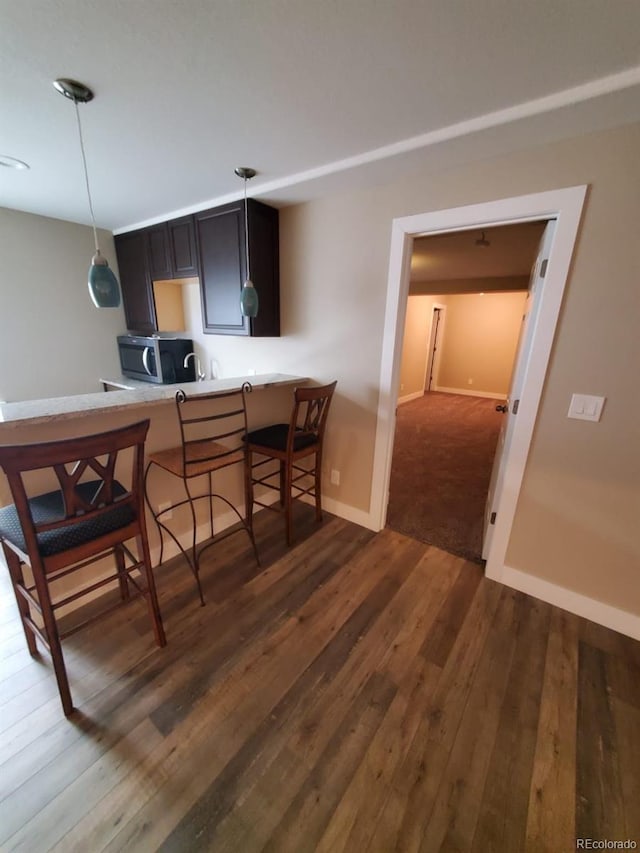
[[0, 480, 134, 558], [245, 424, 318, 453]]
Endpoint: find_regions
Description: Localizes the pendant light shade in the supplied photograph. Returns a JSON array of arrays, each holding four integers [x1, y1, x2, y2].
[[54, 78, 121, 309], [235, 167, 259, 319], [88, 252, 121, 307]]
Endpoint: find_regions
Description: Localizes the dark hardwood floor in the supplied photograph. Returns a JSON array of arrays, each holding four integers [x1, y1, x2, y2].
[[0, 506, 638, 852]]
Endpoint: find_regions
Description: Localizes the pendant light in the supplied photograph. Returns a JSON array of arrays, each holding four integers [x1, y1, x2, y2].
[[235, 166, 259, 318], [53, 78, 121, 308]]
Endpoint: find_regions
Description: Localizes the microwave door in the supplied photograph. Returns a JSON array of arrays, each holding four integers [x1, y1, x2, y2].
[[142, 346, 153, 376], [119, 342, 158, 381]]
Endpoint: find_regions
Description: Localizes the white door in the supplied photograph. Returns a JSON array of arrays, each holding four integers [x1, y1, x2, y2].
[[482, 220, 557, 559]]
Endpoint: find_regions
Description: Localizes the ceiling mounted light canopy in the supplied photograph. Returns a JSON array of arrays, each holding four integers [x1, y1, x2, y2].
[[235, 166, 258, 319], [53, 78, 121, 308]]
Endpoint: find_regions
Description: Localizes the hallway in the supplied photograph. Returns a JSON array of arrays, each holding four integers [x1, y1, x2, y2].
[[386, 391, 503, 562]]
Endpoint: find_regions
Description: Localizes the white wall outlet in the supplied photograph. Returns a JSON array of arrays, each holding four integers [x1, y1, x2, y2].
[[468, 378, 473, 385], [567, 393, 606, 422], [330, 469, 340, 486], [400, 383, 404, 391], [247, 368, 256, 376], [158, 501, 173, 520]]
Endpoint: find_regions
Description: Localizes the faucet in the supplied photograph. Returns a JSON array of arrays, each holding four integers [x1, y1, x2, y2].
[[184, 352, 206, 381]]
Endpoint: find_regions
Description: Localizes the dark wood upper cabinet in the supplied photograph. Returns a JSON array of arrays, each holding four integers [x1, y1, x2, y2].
[[195, 199, 280, 337], [147, 216, 198, 281], [114, 230, 157, 334], [115, 202, 279, 337], [168, 216, 199, 277], [147, 224, 172, 281]]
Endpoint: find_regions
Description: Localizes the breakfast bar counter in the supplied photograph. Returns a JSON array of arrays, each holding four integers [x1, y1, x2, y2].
[[0, 373, 305, 429], [0, 374, 308, 522]]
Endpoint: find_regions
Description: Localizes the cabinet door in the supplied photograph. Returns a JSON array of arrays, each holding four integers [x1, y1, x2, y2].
[[168, 215, 198, 277], [147, 224, 172, 281], [114, 231, 157, 333], [195, 203, 249, 336], [247, 200, 280, 337]]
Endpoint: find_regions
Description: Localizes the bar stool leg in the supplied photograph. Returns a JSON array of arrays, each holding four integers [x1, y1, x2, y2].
[[3, 545, 37, 656], [136, 534, 167, 647], [32, 566, 74, 716], [314, 449, 324, 523], [114, 545, 131, 601], [284, 459, 293, 546]]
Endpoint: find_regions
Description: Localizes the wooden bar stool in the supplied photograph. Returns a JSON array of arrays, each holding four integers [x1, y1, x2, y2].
[[0, 419, 166, 718], [245, 381, 337, 546], [144, 384, 259, 605]]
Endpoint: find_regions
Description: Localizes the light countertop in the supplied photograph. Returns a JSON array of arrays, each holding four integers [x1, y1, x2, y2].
[[0, 374, 306, 428]]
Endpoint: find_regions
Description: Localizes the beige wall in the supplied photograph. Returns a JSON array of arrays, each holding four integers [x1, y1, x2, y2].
[[398, 295, 446, 398], [436, 292, 527, 396], [0, 208, 124, 402], [4, 121, 639, 620], [176, 121, 640, 617]]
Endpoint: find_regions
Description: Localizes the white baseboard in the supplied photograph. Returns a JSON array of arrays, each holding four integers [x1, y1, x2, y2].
[[398, 391, 425, 405], [433, 385, 507, 400], [492, 563, 640, 641], [299, 492, 376, 531]]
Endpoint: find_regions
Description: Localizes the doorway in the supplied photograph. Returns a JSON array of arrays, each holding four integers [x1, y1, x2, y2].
[[387, 223, 543, 562], [370, 186, 587, 582]]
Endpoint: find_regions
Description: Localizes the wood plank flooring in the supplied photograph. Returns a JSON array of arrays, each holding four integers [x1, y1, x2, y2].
[[1, 507, 639, 852]]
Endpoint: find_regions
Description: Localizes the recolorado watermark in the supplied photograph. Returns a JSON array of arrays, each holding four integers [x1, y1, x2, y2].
[[576, 841, 637, 850]]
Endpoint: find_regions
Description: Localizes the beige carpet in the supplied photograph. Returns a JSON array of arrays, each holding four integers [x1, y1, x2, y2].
[[386, 391, 503, 562]]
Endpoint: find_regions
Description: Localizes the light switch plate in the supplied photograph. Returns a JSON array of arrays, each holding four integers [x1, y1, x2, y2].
[[567, 393, 605, 422]]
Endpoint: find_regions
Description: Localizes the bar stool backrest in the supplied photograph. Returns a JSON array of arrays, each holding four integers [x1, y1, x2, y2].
[[288, 381, 337, 455], [175, 384, 251, 477], [0, 420, 149, 561]]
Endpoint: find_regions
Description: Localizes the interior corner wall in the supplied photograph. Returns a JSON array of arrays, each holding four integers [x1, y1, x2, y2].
[[436, 291, 528, 396], [0, 208, 125, 402]]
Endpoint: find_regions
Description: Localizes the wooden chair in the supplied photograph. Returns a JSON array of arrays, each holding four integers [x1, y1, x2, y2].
[[0, 419, 166, 717], [245, 381, 337, 546], [144, 384, 259, 605]]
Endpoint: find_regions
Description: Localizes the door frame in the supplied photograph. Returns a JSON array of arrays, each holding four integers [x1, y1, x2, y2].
[[423, 303, 446, 392], [370, 185, 587, 581]]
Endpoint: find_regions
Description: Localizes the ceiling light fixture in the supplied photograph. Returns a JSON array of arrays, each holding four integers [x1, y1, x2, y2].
[[0, 155, 30, 170], [475, 230, 491, 248], [234, 166, 258, 319], [53, 78, 121, 308]]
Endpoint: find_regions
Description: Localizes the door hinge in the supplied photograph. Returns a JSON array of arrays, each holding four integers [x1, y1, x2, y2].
[[512, 399, 519, 414], [490, 512, 497, 525], [540, 258, 548, 278]]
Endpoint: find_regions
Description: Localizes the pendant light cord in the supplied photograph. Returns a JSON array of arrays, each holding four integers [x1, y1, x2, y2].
[[243, 177, 250, 281], [73, 99, 100, 253]]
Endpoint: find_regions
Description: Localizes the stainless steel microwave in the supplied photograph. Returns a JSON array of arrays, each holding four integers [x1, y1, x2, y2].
[[117, 335, 196, 384]]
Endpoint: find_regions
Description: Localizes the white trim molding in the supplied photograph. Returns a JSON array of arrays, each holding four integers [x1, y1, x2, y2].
[[499, 565, 640, 641], [433, 386, 507, 400], [398, 391, 425, 405], [370, 185, 590, 617]]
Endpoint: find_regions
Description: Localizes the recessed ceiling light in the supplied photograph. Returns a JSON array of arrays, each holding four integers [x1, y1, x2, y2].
[[0, 155, 30, 170]]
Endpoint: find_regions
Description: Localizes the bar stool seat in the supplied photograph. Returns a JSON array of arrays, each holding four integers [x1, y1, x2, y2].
[[145, 384, 259, 605], [0, 419, 166, 718], [246, 381, 337, 546]]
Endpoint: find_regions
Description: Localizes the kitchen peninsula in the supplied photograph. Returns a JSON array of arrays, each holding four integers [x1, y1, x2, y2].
[[0, 374, 307, 536], [0, 373, 304, 429]]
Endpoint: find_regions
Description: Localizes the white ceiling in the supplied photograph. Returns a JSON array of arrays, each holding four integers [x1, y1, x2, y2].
[[1, 0, 639, 232]]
